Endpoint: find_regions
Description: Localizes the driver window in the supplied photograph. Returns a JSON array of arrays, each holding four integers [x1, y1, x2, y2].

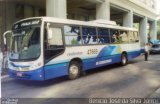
[[48, 28, 63, 46], [47, 27, 63, 50]]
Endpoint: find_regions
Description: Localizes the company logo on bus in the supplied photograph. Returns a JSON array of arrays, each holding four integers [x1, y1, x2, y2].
[[13, 19, 41, 29], [96, 59, 112, 65], [21, 20, 40, 27]]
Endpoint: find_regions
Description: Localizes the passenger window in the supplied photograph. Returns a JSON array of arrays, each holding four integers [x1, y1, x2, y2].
[[133, 31, 139, 42], [110, 29, 120, 43], [119, 30, 129, 43], [98, 28, 110, 44], [128, 31, 136, 43], [82, 27, 98, 45], [64, 25, 81, 45]]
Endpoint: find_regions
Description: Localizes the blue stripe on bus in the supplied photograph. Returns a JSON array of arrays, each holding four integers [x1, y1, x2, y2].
[[127, 50, 141, 60], [83, 54, 121, 70], [8, 50, 141, 81], [97, 45, 123, 57]]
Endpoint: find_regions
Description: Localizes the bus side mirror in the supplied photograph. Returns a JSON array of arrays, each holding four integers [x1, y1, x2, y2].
[[3, 30, 11, 45], [3, 30, 12, 52]]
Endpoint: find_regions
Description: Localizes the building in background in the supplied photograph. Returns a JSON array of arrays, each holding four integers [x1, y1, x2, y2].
[[0, 0, 159, 48]]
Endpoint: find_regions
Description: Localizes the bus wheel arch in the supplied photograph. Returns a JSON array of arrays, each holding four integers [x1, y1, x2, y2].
[[68, 58, 83, 80], [121, 52, 128, 66]]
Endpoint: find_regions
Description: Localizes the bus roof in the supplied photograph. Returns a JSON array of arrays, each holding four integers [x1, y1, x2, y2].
[[14, 17, 138, 31]]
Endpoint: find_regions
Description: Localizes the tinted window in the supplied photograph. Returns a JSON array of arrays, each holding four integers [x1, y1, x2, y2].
[[64, 25, 81, 45], [133, 31, 139, 42], [128, 31, 136, 43], [119, 30, 129, 43], [110, 29, 120, 43], [82, 27, 98, 45], [98, 28, 110, 44]]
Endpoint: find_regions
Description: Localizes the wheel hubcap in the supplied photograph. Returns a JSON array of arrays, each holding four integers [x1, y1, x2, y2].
[[70, 65, 79, 75], [122, 56, 126, 64]]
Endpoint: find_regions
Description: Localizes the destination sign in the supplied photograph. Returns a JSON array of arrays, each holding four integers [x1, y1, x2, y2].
[[12, 19, 42, 30]]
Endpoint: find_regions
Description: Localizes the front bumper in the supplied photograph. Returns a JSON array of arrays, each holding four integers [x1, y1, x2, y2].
[[8, 67, 45, 81]]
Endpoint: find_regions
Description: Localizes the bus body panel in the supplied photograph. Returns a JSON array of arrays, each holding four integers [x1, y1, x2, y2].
[[82, 54, 122, 71], [42, 44, 141, 80], [8, 45, 141, 81], [45, 44, 141, 67], [127, 50, 141, 61], [44, 62, 69, 80]]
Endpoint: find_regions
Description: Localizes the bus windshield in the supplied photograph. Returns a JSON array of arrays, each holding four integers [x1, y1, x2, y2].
[[10, 26, 41, 61]]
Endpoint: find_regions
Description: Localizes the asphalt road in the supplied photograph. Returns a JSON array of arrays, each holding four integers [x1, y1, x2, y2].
[[1, 55, 160, 103]]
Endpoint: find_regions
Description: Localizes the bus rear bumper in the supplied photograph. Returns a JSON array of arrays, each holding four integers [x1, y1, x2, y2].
[[8, 67, 45, 81]]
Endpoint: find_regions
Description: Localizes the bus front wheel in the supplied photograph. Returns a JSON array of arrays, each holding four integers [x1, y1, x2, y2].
[[121, 54, 128, 66], [68, 61, 80, 80]]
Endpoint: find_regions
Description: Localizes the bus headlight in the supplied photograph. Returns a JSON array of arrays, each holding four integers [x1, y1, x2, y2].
[[8, 62, 42, 71], [8, 62, 30, 71], [29, 62, 42, 71]]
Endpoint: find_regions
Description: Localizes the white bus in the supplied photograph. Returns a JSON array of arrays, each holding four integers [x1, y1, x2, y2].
[[7, 17, 141, 81]]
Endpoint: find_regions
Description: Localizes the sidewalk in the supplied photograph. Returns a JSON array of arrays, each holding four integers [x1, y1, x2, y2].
[[1, 68, 8, 76], [1, 68, 9, 82], [1, 74, 9, 83]]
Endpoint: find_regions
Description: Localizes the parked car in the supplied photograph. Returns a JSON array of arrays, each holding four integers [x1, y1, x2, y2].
[[150, 43, 160, 54], [149, 39, 160, 44]]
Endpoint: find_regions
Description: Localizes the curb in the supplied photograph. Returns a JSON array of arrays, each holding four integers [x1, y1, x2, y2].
[[1, 75, 9, 79], [1, 75, 10, 82]]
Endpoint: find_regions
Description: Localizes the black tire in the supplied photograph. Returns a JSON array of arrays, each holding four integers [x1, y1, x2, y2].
[[68, 61, 80, 80], [121, 54, 128, 66]]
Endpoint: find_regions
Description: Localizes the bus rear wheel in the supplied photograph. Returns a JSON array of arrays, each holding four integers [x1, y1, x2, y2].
[[121, 54, 128, 66], [68, 61, 80, 80]]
